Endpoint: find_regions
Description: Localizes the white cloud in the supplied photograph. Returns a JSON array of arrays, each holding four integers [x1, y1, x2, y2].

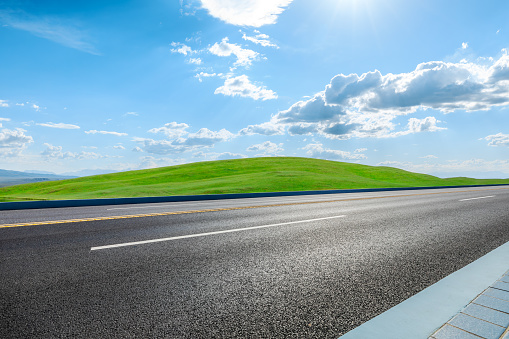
[[41, 143, 109, 160], [215, 75, 277, 100], [407, 117, 446, 133], [132, 138, 186, 155], [170, 42, 195, 55], [125, 112, 139, 116], [241, 31, 278, 48], [85, 130, 128, 136], [420, 155, 438, 159], [0, 118, 10, 121], [484, 133, 509, 147], [193, 151, 247, 160], [239, 121, 285, 135], [135, 126, 234, 155], [462, 42, 468, 49], [246, 141, 284, 155], [276, 94, 345, 124], [0, 128, 33, 157], [323, 54, 509, 114], [195, 72, 223, 82], [303, 143, 367, 161], [187, 57, 202, 65], [260, 50, 509, 139], [174, 128, 234, 146], [199, 0, 293, 27], [114, 145, 126, 150], [32, 104, 40, 111], [37, 122, 80, 129], [149, 122, 190, 138], [389, 116, 447, 137], [287, 123, 318, 136], [0, 10, 99, 55], [355, 148, 368, 153], [0, 100, 8, 107], [209, 37, 259, 67]]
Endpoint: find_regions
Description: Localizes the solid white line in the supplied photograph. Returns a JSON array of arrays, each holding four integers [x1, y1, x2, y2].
[[459, 196, 495, 202], [90, 215, 346, 251]]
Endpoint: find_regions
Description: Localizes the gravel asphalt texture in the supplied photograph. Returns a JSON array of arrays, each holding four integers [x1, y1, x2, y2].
[[1, 187, 509, 338]]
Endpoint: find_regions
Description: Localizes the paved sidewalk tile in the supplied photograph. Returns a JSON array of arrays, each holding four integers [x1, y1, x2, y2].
[[473, 295, 509, 313], [484, 288, 509, 302], [429, 270, 509, 339], [448, 313, 505, 339], [462, 304, 509, 328], [431, 324, 482, 339], [493, 281, 509, 292]]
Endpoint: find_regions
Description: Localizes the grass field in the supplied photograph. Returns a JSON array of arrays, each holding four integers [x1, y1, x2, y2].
[[1, 157, 508, 202]]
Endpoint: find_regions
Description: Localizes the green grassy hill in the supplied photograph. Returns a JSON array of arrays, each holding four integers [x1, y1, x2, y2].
[[0, 157, 508, 202]]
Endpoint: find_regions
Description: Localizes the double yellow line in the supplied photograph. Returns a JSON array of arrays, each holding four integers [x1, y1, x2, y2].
[[1, 187, 507, 229]]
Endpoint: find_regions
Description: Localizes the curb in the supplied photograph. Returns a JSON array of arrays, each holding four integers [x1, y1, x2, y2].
[[1, 184, 508, 211]]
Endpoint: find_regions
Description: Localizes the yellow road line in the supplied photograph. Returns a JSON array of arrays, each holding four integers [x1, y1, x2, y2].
[[1, 187, 507, 229]]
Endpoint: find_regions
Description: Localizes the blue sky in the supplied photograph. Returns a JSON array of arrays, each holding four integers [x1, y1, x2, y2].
[[1, 0, 509, 178]]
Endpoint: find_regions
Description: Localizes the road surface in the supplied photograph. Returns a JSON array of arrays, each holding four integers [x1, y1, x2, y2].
[[1, 186, 509, 338]]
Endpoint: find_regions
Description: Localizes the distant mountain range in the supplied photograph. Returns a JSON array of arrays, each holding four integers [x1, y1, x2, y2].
[[0, 169, 77, 187]]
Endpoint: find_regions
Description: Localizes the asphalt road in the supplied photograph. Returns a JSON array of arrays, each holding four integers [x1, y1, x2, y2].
[[1, 186, 509, 338]]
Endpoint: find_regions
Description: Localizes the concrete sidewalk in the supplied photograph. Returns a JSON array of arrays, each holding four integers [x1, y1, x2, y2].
[[430, 271, 509, 339], [339, 241, 509, 339]]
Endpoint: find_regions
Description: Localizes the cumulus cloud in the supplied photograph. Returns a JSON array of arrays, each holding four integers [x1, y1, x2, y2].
[[149, 122, 189, 138], [254, 50, 509, 139], [135, 125, 234, 155], [246, 141, 284, 155], [407, 117, 446, 133], [287, 123, 318, 136], [241, 30, 278, 48], [170, 42, 195, 55], [41, 143, 108, 160], [85, 130, 128, 136], [389, 116, 447, 137], [321, 122, 361, 139], [214, 75, 277, 100], [0, 100, 8, 107], [113, 145, 126, 150], [193, 151, 247, 160], [131, 138, 185, 155], [276, 94, 345, 123], [174, 128, 234, 147], [199, 0, 293, 27], [209, 37, 259, 67], [187, 58, 202, 65], [484, 133, 509, 147], [239, 121, 284, 136], [37, 122, 80, 129], [323, 54, 509, 114], [195, 72, 223, 82], [0, 128, 33, 156], [303, 143, 367, 161]]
